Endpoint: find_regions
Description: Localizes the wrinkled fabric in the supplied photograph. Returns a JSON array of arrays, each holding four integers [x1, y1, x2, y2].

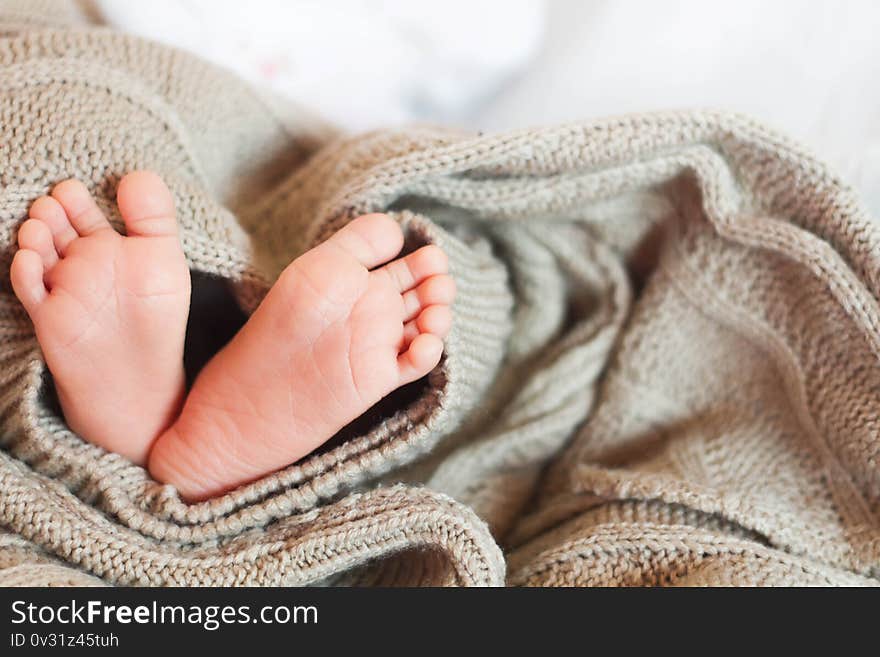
[[0, 1, 877, 586]]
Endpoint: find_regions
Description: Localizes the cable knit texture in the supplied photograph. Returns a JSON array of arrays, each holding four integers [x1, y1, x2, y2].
[[0, 1, 878, 587]]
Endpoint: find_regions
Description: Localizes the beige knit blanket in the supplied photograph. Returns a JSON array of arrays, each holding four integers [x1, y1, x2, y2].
[[0, 2, 878, 587]]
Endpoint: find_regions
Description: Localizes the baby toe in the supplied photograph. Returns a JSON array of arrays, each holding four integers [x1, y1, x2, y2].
[[51, 179, 111, 236], [17, 218, 58, 270], [416, 304, 453, 338], [398, 317, 420, 351], [329, 213, 404, 269], [10, 249, 47, 313], [402, 274, 456, 321], [116, 170, 179, 238], [382, 244, 448, 293], [397, 333, 444, 386], [29, 195, 77, 256]]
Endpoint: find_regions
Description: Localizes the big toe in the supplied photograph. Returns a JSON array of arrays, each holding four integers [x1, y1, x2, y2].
[[116, 170, 178, 238], [327, 213, 404, 269]]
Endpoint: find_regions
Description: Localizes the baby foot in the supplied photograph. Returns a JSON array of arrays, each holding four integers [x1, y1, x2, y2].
[[10, 173, 191, 464], [149, 214, 455, 500]]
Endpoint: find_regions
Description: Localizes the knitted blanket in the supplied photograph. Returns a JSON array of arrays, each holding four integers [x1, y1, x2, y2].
[[0, 2, 878, 587]]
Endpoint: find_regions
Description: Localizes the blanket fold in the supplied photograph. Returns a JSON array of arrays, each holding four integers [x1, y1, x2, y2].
[[0, 0, 878, 586]]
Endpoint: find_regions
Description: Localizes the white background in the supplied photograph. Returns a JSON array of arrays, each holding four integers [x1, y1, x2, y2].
[[96, 0, 880, 214]]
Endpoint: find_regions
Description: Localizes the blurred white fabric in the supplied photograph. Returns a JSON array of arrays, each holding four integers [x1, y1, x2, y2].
[[96, 0, 879, 213], [468, 0, 880, 214], [93, 0, 545, 130]]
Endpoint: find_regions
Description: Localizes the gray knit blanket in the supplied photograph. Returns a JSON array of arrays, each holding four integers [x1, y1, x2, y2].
[[0, 2, 878, 586]]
